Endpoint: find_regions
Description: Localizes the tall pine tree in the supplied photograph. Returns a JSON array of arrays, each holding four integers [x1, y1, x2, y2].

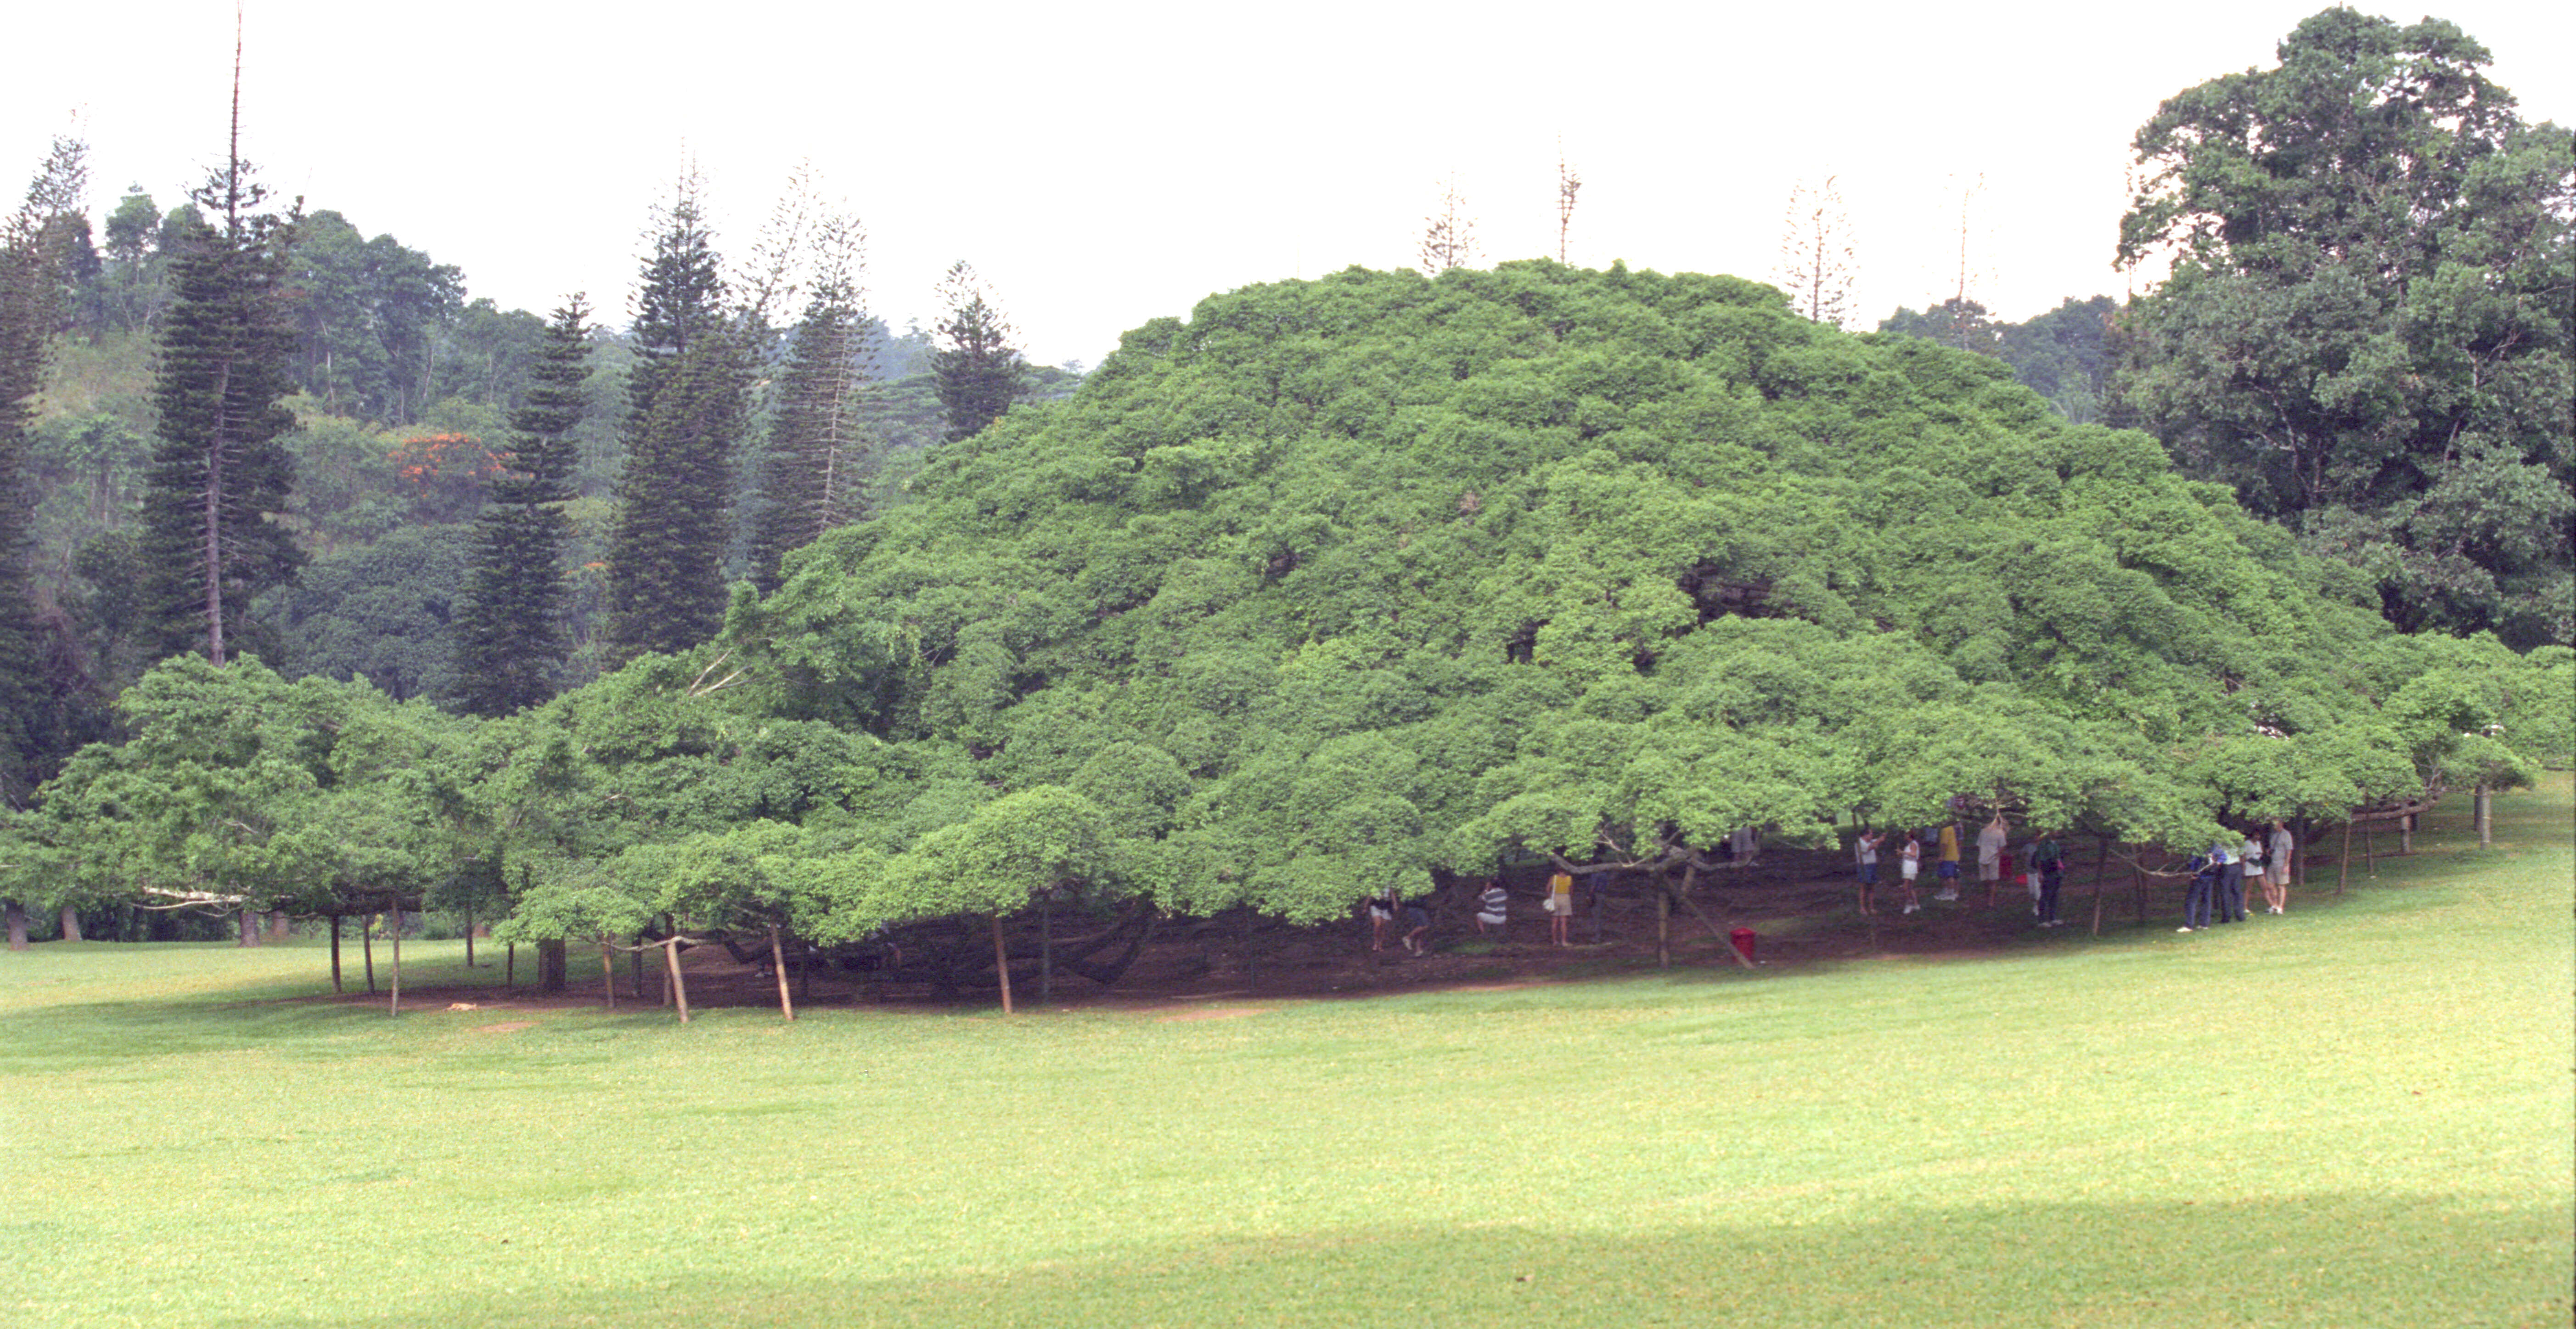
[[451, 298, 591, 716], [748, 215, 872, 592], [138, 63, 302, 666], [931, 261, 1024, 443], [604, 177, 746, 660], [0, 135, 93, 805]]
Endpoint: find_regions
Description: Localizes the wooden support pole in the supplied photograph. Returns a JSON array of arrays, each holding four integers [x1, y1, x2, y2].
[[506, 942, 515, 988], [464, 908, 475, 969], [769, 925, 794, 1022], [2133, 856, 2148, 926], [2363, 823, 2376, 878], [992, 914, 1015, 1015], [2090, 839, 2110, 936], [1668, 864, 1754, 970], [663, 938, 690, 1024], [329, 915, 343, 994], [2337, 820, 2352, 896], [601, 940, 615, 1010], [389, 899, 403, 1018], [362, 916, 376, 994], [1040, 894, 1054, 1006]]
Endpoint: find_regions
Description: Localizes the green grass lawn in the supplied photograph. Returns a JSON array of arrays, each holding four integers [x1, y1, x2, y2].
[[5, 778, 2569, 1328]]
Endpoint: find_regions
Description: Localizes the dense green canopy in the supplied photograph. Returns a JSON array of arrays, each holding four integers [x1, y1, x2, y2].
[[699, 261, 2517, 926]]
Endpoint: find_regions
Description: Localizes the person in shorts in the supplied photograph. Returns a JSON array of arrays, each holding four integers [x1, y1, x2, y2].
[[1366, 890, 1395, 951], [1854, 830, 1885, 916], [1897, 832, 1922, 914], [1402, 895, 1432, 955], [1976, 814, 2008, 906], [1935, 821, 1962, 901], [1546, 869, 1574, 946]]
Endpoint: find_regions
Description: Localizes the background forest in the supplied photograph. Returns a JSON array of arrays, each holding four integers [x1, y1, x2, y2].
[[0, 9, 2566, 974]]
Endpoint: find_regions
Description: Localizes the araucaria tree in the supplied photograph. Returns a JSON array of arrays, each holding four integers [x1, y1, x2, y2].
[[604, 177, 748, 660], [451, 298, 591, 715], [1, 134, 94, 803], [1776, 175, 1856, 327], [138, 84, 304, 666], [930, 261, 1023, 443], [749, 213, 872, 591], [2115, 8, 2576, 647], [1418, 175, 1478, 275]]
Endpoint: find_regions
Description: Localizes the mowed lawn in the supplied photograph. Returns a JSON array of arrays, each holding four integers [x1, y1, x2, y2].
[[4, 781, 2568, 1328]]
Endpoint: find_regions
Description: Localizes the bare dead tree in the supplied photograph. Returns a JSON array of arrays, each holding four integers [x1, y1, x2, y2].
[[1418, 174, 1479, 275], [1556, 141, 1582, 264], [1776, 175, 1857, 327]]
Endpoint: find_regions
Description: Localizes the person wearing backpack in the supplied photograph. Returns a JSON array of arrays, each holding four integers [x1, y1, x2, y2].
[[2030, 829, 2067, 927]]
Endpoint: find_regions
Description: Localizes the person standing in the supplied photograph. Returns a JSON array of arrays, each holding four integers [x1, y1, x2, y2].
[[1546, 868, 1574, 946], [2264, 820, 2295, 914], [1401, 893, 1432, 955], [1976, 814, 2008, 907], [1935, 821, 1963, 901], [1367, 890, 1395, 951], [1898, 832, 1923, 914], [1855, 830, 1885, 917], [1474, 878, 1508, 935], [2229, 830, 2261, 924], [2182, 844, 2226, 932], [2030, 828, 2067, 927]]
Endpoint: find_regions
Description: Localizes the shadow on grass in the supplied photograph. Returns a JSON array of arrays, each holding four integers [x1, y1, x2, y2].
[[214, 1194, 2569, 1329]]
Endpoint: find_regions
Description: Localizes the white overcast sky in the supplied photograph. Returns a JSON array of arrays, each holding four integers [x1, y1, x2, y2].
[[7, 1, 2571, 368]]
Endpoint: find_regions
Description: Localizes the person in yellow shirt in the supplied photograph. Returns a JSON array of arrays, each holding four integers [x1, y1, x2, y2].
[[1547, 869, 1574, 946], [1935, 822, 1963, 901]]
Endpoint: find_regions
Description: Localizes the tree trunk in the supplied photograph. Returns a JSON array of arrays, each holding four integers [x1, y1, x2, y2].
[[537, 939, 566, 993], [664, 938, 690, 1025], [1040, 895, 1053, 1006], [2295, 815, 2311, 889], [57, 905, 82, 943], [362, 918, 377, 994], [329, 915, 343, 994], [4, 901, 26, 951], [992, 914, 1015, 1015], [600, 940, 615, 1010], [2090, 839, 2110, 936], [631, 946, 646, 1001], [238, 906, 259, 947], [506, 942, 516, 988], [769, 925, 794, 1022], [388, 900, 403, 1017], [1655, 878, 1671, 968], [266, 910, 291, 943], [2475, 783, 2492, 849], [2337, 820, 2352, 895], [463, 908, 475, 968]]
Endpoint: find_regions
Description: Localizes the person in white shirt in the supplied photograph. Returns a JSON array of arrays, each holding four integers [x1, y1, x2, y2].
[[1976, 814, 2008, 907]]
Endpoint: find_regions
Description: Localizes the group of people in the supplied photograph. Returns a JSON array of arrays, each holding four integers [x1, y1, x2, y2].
[[2180, 822, 2296, 931], [1852, 816, 2073, 925], [1367, 869, 1587, 955]]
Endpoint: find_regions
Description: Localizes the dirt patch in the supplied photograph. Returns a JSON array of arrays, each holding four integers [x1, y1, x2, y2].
[[472, 1020, 539, 1034], [1156, 1007, 1276, 1023]]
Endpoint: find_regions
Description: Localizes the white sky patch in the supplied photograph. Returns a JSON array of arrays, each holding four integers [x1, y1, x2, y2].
[[8, 0, 2570, 368]]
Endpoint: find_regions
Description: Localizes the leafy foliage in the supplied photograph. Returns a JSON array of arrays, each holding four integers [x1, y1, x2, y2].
[[2114, 8, 2575, 646]]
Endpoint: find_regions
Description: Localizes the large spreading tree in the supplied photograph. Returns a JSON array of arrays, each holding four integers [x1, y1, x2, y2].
[[2114, 7, 2575, 648]]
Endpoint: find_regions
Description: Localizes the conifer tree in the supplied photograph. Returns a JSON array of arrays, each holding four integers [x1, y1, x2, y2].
[[749, 215, 872, 592], [451, 298, 591, 716], [137, 58, 303, 666], [604, 177, 748, 660], [0, 135, 92, 804], [931, 261, 1024, 443]]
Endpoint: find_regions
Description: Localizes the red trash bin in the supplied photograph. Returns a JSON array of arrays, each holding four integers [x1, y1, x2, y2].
[[1729, 927, 1757, 963]]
